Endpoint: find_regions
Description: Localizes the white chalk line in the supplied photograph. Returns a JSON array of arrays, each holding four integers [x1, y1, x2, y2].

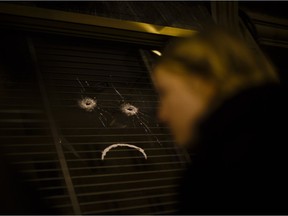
[[101, 143, 147, 160]]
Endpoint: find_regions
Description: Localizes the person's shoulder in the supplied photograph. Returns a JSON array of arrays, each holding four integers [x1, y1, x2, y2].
[[195, 83, 287, 163], [201, 83, 286, 134]]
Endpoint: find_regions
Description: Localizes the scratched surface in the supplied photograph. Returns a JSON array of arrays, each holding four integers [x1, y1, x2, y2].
[[31, 35, 188, 214], [9, 2, 214, 31], [0, 3, 211, 213]]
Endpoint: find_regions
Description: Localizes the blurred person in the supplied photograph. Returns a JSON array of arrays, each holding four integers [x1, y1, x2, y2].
[[152, 27, 288, 214]]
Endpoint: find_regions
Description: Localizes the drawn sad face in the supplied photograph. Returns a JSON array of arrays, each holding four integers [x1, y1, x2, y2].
[[75, 79, 161, 161]]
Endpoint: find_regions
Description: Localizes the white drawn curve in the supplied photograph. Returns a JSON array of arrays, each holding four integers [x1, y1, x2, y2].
[[101, 143, 147, 160]]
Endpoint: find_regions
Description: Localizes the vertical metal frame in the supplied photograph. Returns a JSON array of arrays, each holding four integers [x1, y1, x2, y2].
[[26, 36, 81, 214]]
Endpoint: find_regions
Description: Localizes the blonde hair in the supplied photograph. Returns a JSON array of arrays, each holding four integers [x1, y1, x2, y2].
[[155, 27, 279, 99]]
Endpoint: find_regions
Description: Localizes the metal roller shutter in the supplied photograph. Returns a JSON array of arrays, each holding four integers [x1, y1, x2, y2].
[[0, 32, 189, 214], [0, 32, 74, 214]]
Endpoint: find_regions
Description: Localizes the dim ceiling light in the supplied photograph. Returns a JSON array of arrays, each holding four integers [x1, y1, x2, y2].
[[151, 50, 162, 56]]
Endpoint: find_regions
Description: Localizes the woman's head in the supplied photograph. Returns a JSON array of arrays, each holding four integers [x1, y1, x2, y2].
[[152, 27, 278, 146]]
